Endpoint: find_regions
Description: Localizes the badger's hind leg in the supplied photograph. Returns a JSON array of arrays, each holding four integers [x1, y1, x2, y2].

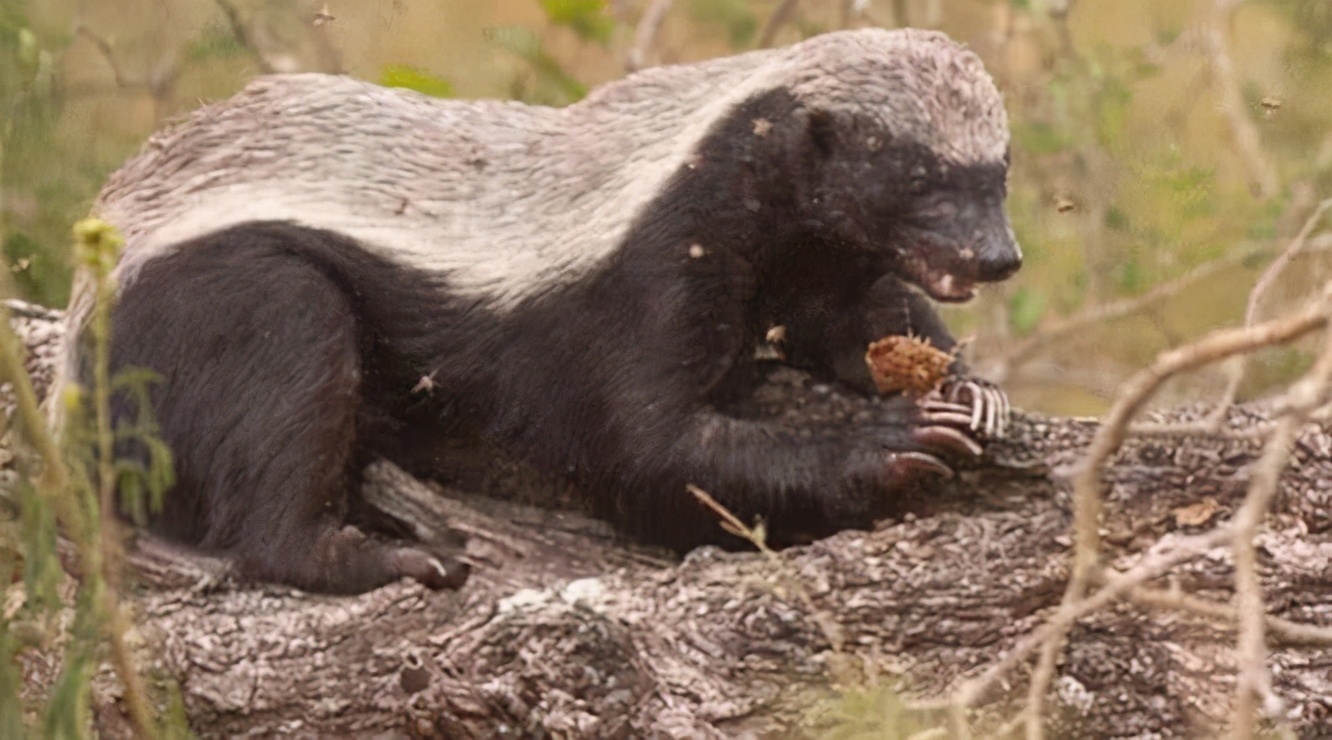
[[108, 223, 467, 594]]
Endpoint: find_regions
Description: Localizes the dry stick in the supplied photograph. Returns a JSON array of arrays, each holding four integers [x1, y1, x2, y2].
[[1126, 584, 1332, 647], [1246, 202, 1332, 329], [687, 485, 845, 655], [989, 235, 1332, 385], [1204, 0, 1279, 200], [75, 26, 136, 89], [625, 0, 673, 72], [757, 0, 800, 48], [1231, 315, 1332, 740], [1017, 293, 1332, 740], [943, 528, 1233, 723], [1210, 200, 1332, 425], [214, 0, 276, 74]]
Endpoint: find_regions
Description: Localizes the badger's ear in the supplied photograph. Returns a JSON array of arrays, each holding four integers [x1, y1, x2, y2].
[[803, 107, 837, 158]]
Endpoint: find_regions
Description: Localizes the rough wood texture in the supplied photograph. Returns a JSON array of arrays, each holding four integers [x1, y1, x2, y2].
[[6, 304, 1332, 738]]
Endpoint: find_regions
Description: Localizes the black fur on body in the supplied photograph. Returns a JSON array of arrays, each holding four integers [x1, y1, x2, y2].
[[66, 29, 1022, 594]]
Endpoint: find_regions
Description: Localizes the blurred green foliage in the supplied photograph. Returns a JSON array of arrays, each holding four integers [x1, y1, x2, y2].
[[685, 0, 759, 48], [540, 0, 616, 45], [0, 1, 1328, 734], [0, 0, 1329, 407], [1, 2, 81, 307], [381, 64, 455, 98], [805, 684, 939, 739], [490, 24, 589, 104], [1, 220, 181, 737]]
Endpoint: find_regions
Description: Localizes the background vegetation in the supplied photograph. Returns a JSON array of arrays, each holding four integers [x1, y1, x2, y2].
[[4, 0, 1331, 416], [1, 1, 1330, 736]]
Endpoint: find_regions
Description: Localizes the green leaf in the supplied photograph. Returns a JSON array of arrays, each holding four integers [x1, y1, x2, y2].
[[1012, 121, 1071, 155], [380, 64, 454, 98], [0, 619, 23, 740], [1104, 206, 1130, 232], [488, 25, 587, 104], [540, 0, 615, 45], [42, 651, 92, 740], [1008, 286, 1047, 336], [1093, 76, 1132, 148], [1116, 254, 1144, 293]]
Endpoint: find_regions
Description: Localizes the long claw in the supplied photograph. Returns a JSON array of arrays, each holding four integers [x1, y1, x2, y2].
[[967, 383, 985, 431], [921, 399, 976, 429], [892, 451, 954, 479], [921, 399, 973, 416], [913, 424, 984, 458], [921, 411, 976, 427], [985, 388, 999, 437]]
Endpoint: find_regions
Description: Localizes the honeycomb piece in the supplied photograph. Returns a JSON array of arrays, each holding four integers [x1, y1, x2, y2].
[[864, 334, 953, 396]]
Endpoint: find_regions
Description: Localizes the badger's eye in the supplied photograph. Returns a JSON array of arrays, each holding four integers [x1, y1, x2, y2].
[[908, 165, 930, 195]]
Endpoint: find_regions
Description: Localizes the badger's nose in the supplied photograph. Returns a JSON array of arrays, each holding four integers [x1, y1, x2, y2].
[[977, 245, 1022, 282], [975, 221, 1022, 282]]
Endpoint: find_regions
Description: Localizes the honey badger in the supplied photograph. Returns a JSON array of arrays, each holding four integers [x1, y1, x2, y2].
[[59, 28, 1021, 594]]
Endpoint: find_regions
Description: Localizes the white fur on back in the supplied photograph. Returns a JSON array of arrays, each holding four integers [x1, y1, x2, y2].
[[91, 29, 1007, 314]]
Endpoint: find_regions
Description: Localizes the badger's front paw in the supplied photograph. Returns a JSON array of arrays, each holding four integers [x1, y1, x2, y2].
[[837, 395, 985, 499], [935, 376, 1010, 439]]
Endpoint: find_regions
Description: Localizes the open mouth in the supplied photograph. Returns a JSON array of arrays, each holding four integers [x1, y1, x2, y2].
[[919, 271, 977, 303], [891, 236, 980, 303], [897, 253, 978, 302]]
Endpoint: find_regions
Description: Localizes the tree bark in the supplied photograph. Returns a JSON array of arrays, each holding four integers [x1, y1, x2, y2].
[[5, 303, 1331, 738]]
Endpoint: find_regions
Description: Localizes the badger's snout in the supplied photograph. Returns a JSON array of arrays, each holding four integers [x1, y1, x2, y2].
[[970, 209, 1022, 283], [976, 237, 1022, 282]]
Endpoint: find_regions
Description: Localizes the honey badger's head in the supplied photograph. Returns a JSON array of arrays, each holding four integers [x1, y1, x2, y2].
[[766, 29, 1021, 302]]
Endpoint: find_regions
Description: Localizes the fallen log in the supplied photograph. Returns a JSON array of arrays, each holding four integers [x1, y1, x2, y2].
[[4, 302, 1330, 738]]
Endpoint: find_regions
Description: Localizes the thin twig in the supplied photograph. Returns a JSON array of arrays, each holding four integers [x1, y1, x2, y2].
[[1203, 0, 1279, 199], [213, 0, 276, 74], [987, 235, 1332, 384], [1126, 584, 1332, 647], [688, 485, 845, 654], [75, 26, 136, 89], [1231, 311, 1332, 739], [951, 527, 1231, 710], [1210, 199, 1332, 426], [757, 0, 800, 48], [626, 0, 673, 72], [1020, 291, 1332, 739], [1246, 200, 1332, 328]]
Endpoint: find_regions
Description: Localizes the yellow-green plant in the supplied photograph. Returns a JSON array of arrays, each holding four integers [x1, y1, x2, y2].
[[0, 219, 183, 738]]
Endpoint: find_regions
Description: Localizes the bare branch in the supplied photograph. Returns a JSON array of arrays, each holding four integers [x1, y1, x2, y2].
[[626, 0, 674, 73], [1203, 0, 1279, 200], [951, 527, 1232, 711], [757, 0, 800, 48], [1126, 584, 1332, 647], [987, 235, 1332, 385], [1231, 318, 1332, 738], [1016, 287, 1332, 738], [213, 0, 276, 74]]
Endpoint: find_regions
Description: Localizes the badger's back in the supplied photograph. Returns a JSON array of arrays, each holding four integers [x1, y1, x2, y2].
[[97, 55, 785, 311], [93, 27, 1005, 316]]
